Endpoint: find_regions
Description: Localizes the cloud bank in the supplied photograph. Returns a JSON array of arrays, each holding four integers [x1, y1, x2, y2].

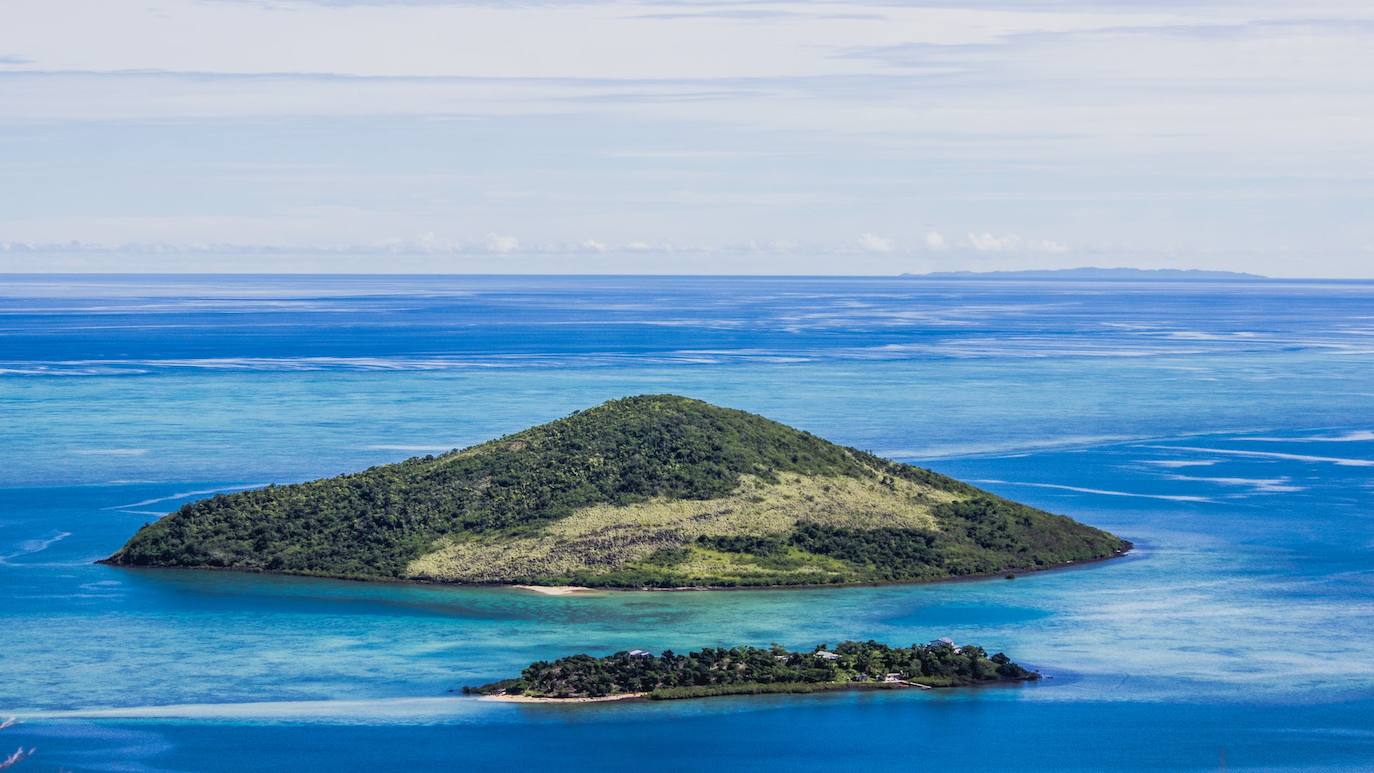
[[0, 0, 1371, 275]]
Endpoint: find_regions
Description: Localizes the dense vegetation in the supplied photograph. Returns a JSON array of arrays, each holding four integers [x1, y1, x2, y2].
[[465, 639, 1039, 700], [107, 395, 1129, 586]]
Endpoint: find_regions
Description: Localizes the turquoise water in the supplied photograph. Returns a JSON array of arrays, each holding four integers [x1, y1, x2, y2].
[[2, 275, 1373, 770]]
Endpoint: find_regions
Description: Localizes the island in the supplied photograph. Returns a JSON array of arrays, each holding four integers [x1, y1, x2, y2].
[[104, 394, 1130, 588], [465, 639, 1039, 701], [902, 267, 1267, 281]]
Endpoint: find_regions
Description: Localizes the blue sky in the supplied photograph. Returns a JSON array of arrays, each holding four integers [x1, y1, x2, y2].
[[1, 0, 1372, 276]]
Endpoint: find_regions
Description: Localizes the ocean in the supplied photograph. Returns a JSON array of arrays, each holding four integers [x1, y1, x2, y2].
[[2, 274, 1372, 771]]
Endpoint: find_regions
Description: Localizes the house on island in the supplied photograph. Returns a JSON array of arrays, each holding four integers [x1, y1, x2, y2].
[[628, 649, 652, 658], [933, 637, 963, 654], [883, 673, 903, 683], [814, 651, 840, 661]]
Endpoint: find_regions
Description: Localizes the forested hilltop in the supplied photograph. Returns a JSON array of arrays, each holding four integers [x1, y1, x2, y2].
[[466, 639, 1039, 700], [106, 395, 1129, 587]]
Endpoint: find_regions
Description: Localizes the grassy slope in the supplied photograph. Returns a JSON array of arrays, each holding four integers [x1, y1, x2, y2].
[[107, 394, 1128, 586], [406, 471, 949, 584]]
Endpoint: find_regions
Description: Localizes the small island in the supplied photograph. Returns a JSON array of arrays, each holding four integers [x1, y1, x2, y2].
[[105, 395, 1129, 588], [465, 639, 1039, 702]]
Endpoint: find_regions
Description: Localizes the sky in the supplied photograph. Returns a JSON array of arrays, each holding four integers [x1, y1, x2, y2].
[[1, 0, 1372, 276]]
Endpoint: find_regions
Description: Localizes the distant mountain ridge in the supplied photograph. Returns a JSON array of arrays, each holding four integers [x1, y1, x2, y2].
[[902, 267, 1268, 281], [106, 395, 1129, 588]]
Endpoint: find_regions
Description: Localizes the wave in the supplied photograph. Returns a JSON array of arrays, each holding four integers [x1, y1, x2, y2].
[[103, 484, 267, 512], [880, 434, 1151, 461], [1161, 331, 1260, 340], [0, 365, 150, 376], [973, 480, 1211, 503], [1159, 474, 1305, 494], [23, 696, 487, 723], [0, 531, 73, 565], [4, 326, 1359, 377], [849, 340, 1210, 360], [1236, 430, 1374, 443], [1144, 446, 1374, 468], [0, 356, 533, 375]]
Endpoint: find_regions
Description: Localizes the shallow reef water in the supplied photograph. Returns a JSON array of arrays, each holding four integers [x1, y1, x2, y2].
[[2, 275, 1373, 771]]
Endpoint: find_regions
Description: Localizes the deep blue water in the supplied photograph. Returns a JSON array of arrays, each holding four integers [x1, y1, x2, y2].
[[2, 274, 1373, 771]]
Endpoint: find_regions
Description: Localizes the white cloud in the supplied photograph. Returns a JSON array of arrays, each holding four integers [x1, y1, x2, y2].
[[484, 233, 520, 253], [963, 233, 1069, 253], [857, 233, 895, 252], [740, 239, 799, 253], [0, 1, 1174, 81], [1, 0, 1372, 276], [966, 232, 1017, 252], [413, 231, 456, 253]]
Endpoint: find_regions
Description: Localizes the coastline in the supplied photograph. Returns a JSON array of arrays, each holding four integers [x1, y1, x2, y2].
[[475, 679, 1006, 705], [511, 585, 597, 596], [480, 692, 648, 704], [575, 542, 1136, 593], [100, 541, 1133, 592]]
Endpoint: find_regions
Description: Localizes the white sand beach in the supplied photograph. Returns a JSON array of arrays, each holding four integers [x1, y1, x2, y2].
[[511, 585, 596, 596], [480, 692, 647, 704]]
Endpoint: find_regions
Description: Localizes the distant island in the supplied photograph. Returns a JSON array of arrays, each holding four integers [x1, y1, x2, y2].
[[902, 267, 1268, 281], [465, 639, 1039, 702], [105, 395, 1129, 588]]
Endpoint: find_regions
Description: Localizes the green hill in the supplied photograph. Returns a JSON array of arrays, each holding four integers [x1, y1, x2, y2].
[[105, 395, 1129, 587]]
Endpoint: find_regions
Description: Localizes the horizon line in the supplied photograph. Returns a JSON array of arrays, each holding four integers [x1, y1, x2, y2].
[[4, 271, 1374, 282]]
